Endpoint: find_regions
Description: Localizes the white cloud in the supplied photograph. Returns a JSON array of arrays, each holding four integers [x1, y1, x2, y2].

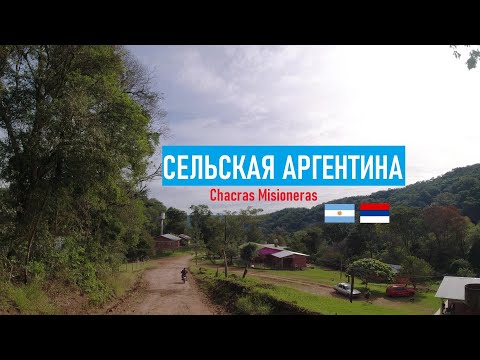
[[128, 45, 480, 213], [176, 49, 229, 94]]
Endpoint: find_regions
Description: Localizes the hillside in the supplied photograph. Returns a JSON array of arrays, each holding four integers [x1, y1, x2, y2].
[[259, 163, 480, 234]]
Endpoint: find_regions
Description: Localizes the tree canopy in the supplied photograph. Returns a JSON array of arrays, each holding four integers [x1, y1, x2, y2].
[[253, 163, 480, 276], [0, 45, 165, 296], [400, 256, 433, 289], [347, 258, 394, 289]]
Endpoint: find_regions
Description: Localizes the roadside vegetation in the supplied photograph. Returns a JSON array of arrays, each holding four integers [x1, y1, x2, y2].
[[0, 45, 170, 311], [191, 265, 438, 315]]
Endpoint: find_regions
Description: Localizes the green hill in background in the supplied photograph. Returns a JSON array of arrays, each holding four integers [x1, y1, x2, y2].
[[259, 163, 480, 234]]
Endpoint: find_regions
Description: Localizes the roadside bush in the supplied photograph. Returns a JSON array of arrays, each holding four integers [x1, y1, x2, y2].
[[457, 267, 476, 277], [236, 295, 273, 315], [450, 259, 473, 275], [26, 261, 47, 282], [48, 236, 113, 304], [0, 280, 56, 314], [192, 268, 314, 315]]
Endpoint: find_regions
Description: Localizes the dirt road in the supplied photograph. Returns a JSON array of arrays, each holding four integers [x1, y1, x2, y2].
[[110, 255, 220, 315]]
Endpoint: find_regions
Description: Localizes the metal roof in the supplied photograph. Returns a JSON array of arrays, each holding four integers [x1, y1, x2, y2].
[[270, 250, 309, 258], [178, 234, 191, 239], [159, 234, 181, 241], [435, 276, 480, 300], [388, 264, 402, 274]]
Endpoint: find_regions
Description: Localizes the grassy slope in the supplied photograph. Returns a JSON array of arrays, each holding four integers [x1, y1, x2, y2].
[[0, 281, 57, 314], [192, 265, 438, 315], [0, 260, 156, 314], [197, 263, 440, 315], [250, 266, 440, 314], [106, 260, 156, 298]]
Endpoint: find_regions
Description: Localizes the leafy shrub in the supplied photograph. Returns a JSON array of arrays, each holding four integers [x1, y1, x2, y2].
[[450, 259, 473, 275], [0, 281, 56, 314], [457, 267, 476, 277], [236, 295, 272, 315], [348, 258, 394, 289]]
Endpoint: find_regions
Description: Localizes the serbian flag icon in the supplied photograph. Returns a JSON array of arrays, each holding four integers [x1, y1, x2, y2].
[[360, 203, 390, 223]]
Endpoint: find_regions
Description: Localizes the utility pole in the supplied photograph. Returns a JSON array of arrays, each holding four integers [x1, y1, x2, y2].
[[340, 258, 343, 279]]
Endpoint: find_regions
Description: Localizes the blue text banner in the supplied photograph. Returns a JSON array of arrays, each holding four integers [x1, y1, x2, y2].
[[161, 145, 406, 186]]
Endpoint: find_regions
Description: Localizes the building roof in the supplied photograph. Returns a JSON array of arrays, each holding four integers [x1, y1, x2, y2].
[[435, 276, 480, 300], [158, 234, 181, 241], [269, 250, 309, 258], [388, 264, 402, 274], [178, 234, 192, 240]]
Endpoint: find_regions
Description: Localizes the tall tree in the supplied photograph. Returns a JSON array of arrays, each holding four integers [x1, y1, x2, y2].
[[400, 255, 433, 289], [0, 45, 165, 283], [240, 243, 257, 278], [165, 207, 187, 235], [468, 224, 480, 270], [291, 227, 324, 255], [143, 198, 167, 237], [189, 204, 213, 242], [422, 205, 470, 270], [239, 206, 264, 243], [347, 258, 394, 290], [389, 206, 424, 253]]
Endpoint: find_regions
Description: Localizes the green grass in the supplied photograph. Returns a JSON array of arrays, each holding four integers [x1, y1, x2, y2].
[[108, 260, 155, 298], [191, 266, 436, 315], [245, 266, 441, 314], [258, 284, 414, 315], [236, 295, 273, 315], [156, 247, 196, 258], [0, 260, 157, 314], [193, 262, 440, 315], [0, 280, 57, 314]]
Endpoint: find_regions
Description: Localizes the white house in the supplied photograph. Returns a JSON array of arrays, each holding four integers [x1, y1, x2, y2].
[[435, 276, 480, 315]]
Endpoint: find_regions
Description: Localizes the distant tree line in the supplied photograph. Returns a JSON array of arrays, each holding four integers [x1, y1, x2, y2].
[[254, 165, 480, 278]]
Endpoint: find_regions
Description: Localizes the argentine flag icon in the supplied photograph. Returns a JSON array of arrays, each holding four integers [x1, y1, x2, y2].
[[325, 204, 355, 223]]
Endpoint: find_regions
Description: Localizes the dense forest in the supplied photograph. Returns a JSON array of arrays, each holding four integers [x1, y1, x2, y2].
[[254, 164, 480, 277], [259, 164, 480, 234]]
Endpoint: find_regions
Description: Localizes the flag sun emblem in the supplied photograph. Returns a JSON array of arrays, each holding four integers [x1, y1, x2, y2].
[[337, 210, 342, 216]]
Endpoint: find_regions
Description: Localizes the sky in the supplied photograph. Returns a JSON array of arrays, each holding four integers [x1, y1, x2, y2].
[[128, 45, 480, 214]]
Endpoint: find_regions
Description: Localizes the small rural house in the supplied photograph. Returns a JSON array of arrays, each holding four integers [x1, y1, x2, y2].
[[248, 243, 309, 270], [155, 234, 181, 251], [178, 234, 192, 246], [435, 276, 480, 315], [265, 250, 309, 270], [252, 243, 287, 263]]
